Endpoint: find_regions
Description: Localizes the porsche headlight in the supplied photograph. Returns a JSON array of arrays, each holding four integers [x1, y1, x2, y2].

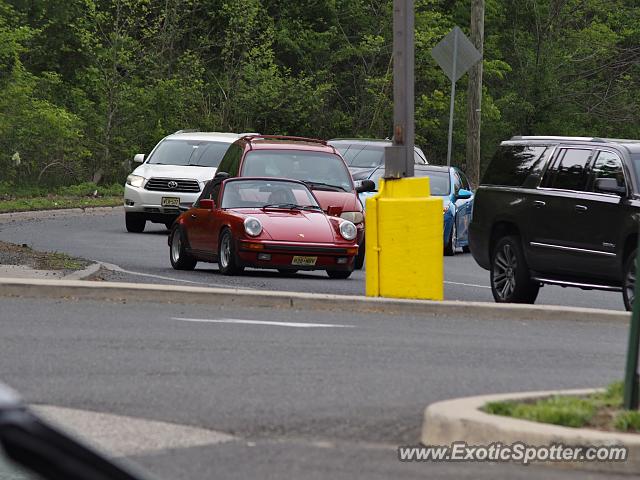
[[340, 211, 364, 224], [244, 217, 263, 237], [126, 174, 145, 188], [339, 221, 357, 241]]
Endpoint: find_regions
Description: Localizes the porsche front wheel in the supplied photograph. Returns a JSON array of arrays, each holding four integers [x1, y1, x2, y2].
[[218, 228, 244, 275], [170, 227, 197, 270]]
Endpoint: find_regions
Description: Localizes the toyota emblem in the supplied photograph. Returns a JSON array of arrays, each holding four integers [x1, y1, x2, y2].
[[168, 181, 178, 189]]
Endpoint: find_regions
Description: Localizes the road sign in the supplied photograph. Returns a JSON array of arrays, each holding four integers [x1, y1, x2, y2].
[[431, 26, 482, 166], [431, 26, 481, 83]]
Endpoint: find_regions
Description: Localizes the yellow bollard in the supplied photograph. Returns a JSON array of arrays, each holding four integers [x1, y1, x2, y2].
[[365, 176, 443, 300]]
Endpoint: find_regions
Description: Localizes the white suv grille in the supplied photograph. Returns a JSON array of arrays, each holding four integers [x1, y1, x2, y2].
[[145, 178, 200, 193]]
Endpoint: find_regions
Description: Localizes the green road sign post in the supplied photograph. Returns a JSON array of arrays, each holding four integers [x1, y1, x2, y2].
[[624, 234, 640, 410]]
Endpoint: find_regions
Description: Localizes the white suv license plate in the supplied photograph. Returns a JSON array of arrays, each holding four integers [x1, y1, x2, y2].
[[292, 256, 317, 266], [162, 197, 180, 207]]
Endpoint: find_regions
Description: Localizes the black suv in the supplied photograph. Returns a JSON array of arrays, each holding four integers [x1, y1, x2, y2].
[[469, 136, 640, 310]]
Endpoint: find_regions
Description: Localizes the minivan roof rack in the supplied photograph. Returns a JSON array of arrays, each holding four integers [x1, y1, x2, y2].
[[241, 135, 328, 145], [509, 135, 640, 144]]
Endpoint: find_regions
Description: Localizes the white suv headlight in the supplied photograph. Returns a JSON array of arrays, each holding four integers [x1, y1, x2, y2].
[[244, 217, 263, 237], [339, 221, 357, 241], [126, 174, 145, 188], [340, 211, 364, 224]]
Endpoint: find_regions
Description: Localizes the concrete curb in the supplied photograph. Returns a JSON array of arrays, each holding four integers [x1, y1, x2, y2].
[[0, 277, 631, 323], [422, 389, 640, 474], [63, 262, 102, 281], [0, 206, 122, 223]]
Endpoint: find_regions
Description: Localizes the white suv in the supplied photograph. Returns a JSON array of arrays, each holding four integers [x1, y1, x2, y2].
[[124, 131, 244, 232]]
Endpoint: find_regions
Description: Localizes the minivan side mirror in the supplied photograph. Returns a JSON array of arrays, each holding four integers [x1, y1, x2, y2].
[[457, 188, 473, 200], [133, 154, 145, 163], [595, 178, 626, 196], [355, 179, 376, 193]]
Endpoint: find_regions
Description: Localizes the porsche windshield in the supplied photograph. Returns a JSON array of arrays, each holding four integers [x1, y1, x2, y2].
[[147, 139, 231, 167], [241, 150, 353, 192], [221, 179, 320, 209]]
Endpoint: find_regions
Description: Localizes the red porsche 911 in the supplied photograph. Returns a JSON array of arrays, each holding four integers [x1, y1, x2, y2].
[[168, 177, 359, 278]]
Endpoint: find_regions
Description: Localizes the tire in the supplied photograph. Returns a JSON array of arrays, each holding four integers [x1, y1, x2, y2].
[[327, 270, 352, 279], [623, 249, 636, 312], [169, 227, 197, 270], [218, 228, 244, 275], [355, 239, 365, 270], [444, 219, 456, 256], [462, 245, 471, 254], [165, 221, 174, 230], [125, 212, 146, 233], [490, 235, 539, 304]]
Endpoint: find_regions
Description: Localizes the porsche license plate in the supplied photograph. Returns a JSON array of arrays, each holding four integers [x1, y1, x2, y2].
[[292, 256, 317, 266], [162, 197, 180, 207]]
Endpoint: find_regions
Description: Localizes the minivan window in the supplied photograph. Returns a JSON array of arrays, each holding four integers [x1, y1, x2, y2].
[[241, 150, 353, 191], [481, 145, 547, 186], [147, 139, 231, 167], [543, 148, 592, 191]]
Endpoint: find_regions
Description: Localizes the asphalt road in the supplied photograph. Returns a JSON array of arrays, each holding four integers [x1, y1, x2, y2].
[[0, 297, 628, 479], [0, 209, 626, 310]]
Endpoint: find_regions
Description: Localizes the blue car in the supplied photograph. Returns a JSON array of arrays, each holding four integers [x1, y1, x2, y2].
[[354, 165, 474, 255]]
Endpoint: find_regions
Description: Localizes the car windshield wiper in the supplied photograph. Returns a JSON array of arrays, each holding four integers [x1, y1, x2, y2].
[[303, 181, 346, 192], [262, 203, 322, 211]]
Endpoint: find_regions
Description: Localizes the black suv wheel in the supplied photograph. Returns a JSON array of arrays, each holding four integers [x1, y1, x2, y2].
[[490, 235, 539, 303], [623, 249, 636, 311]]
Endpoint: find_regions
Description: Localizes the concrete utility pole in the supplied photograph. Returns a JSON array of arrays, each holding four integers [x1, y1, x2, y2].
[[465, 0, 485, 188], [385, 0, 415, 179]]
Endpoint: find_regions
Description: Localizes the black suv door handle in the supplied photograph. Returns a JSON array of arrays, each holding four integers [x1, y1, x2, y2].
[[575, 205, 588, 212], [533, 200, 546, 208]]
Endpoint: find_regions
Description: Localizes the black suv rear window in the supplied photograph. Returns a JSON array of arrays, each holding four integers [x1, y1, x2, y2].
[[482, 145, 547, 187]]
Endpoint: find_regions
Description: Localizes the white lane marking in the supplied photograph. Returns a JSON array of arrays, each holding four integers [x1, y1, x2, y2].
[[32, 405, 235, 457], [444, 280, 491, 289], [98, 261, 253, 289], [172, 317, 353, 329]]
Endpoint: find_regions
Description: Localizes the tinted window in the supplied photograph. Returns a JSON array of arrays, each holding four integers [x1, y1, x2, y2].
[[482, 145, 547, 186], [335, 144, 385, 168], [591, 151, 626, 192], [543, 148, 592, 191], [369, 168, 450, 195], [147, 139, 231, 167], [331, 142, 428, 167], [217, 144, 243, 175], [241, 150, 353, 191]]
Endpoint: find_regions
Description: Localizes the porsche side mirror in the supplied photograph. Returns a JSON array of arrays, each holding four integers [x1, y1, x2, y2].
[[355, 180, 375, 193], [595, 178, 626, 196], [199, 199, 215, 210], [457, 188, 473, 200], [133, 154, 145, 163], [0, 382, 148, 480]]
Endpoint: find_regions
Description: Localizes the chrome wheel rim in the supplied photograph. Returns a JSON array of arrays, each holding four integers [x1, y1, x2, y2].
[[626, 256, 636, 308], [220, 234, 231, 269], [171, 230, 181, 264], [493, 243, 517, 300]]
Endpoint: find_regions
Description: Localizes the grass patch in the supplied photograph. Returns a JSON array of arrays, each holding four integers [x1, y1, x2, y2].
[[0, 240, 90, 271], [483, 381, 640, 433], [0, 182, 123, 213]]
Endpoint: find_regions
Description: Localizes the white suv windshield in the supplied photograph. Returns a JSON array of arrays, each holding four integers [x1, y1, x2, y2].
[[241, 150, 353, 192], [147, 139, 232, 167]]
